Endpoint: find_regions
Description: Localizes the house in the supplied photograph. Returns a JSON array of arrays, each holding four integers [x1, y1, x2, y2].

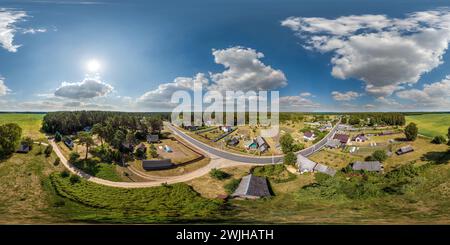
[[221, 126, 233, 133], [16, 144, 30, 153], [255, 136, 269, 153], [232, 174, 271, 199], [396, 145, 414, 155], [319, 123, 333, 132], [303, 131, 316, 141], [352, 161, 383, 172], [146, 134, 160, 143], [64, 137, 74, 149], [333, 134, 350, 145], [142, 159, 174, 170], [325, 139, 341, 149], [227, 137, 239, 146], [296, 154, 336, 176], [353, 134, 368, 142]]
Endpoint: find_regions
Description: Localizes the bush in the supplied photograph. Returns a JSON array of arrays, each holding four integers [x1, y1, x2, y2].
[[60, 170, 70, 178], [55, 131, 62, 142], [209, 168, 230, 180], [69, 174, 81, 184], [224, 178, 241, 194], [431, 135, 447, 144], [283, 152, 297, 165], [253, 164, 296, 183], [371, 150, 388, 162], [53, 157, 61, 166], [69, 152, 80, 163], [44, 144, 53, 157]]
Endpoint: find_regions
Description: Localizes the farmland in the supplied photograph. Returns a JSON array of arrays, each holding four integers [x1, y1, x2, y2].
[[406, 113, 450, 139], [0, 113, 46, 140]]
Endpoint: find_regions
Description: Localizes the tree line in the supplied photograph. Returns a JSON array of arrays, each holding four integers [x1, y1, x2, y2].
[[345, 112, 405, 126]]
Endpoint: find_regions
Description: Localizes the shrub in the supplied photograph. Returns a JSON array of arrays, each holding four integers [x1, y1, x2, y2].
[[60, 170, 70, 178], [69, 174, 81, 184], [224, 178, 241, 194], [69, 152, 80, 163], [209, 168, 230, 180], [371, 150, 388, 162], [44, 144, 53, 157], [53, 157, 61, 166], [431, 135, 447, 144], [55, 131, 62, 142]]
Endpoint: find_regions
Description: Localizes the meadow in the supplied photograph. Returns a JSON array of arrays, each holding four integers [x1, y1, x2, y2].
[[405, 113, 450, 139], [0, 113, 46, 140]]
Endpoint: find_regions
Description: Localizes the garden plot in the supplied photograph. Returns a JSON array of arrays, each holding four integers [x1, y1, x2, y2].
[[154, 139, 202, 164]]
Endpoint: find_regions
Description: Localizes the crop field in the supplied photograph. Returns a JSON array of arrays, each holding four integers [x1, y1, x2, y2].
[[0, 113, 45, 140], [406, 113, 450, 139]]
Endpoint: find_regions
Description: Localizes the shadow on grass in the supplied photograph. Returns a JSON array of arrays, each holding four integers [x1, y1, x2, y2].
[[421, 149, 450, 164], [73, 159, 102, 176]]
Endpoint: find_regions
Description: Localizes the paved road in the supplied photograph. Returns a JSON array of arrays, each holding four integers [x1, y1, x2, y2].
[[167, 121, 340, 164]]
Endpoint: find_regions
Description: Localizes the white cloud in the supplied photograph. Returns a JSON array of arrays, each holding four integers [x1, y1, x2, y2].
[[331, 91, 361, 101], [279, 93, 320, 111], [209, 46, 287, 92], [22, 28, 47, 34], [138, 73, 208, 109], [282, 9, 450, 96], [0, 76, 11, 96], [396, 75, 450, 108], [0, 8, 27, 52], [54, 77, 114, 99]]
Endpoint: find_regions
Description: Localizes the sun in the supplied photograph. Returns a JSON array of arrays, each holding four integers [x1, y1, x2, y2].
[[87, 59, 101, 72]]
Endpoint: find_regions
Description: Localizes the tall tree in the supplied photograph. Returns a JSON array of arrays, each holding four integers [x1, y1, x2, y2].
[[280, 133, 294, 154], [92, 123, 105, 145], [77, 131, 94, 160], [404, 122, 418, 141], [0, 123, 22, 158]]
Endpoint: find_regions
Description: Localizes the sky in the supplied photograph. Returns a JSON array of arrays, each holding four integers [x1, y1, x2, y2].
[[0, 0, 450, 112]]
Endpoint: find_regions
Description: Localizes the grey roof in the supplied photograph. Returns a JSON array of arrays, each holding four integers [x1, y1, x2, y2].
[[352, 161, 382, 172], [304, 131, 314, 138], [17, 144, 30, 153], [232, 174, 271, 198], [255, 136, 267, 147], [142, 159, 173, 170], [326, 139, 341, 148], [398, 145, 414, 153], [314, 163, 337, 176], [147, 134, 159, 142], [258, 144, 268, 153], [297, 154, 317, 172]]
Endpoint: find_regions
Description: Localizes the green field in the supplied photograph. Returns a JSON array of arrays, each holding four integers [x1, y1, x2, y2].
[[406, 114, 450, 139], [0, 113, 46, 140]]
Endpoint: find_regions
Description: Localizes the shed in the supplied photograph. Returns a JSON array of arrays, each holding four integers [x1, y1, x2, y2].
[[147, 134, 160, 143], [228, 138, 239, 146], [142, 159, 174, 170], [314, 163, 337, 176], [352, 161, 383, 172], [232, 174, 271, 199], [64, 138, 74, 149], [297, 154, 317, 172], [396, 145, 414, 155], [16, 144, 30, 153], [325, 139, 341, 149]]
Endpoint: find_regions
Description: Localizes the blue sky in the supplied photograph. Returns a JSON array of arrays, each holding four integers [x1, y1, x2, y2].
[[0, 0, 450, 112]]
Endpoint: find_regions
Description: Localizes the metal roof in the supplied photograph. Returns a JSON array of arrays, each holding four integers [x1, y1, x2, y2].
[[232, 174, 271, 198], [352, 161, 382, 172]]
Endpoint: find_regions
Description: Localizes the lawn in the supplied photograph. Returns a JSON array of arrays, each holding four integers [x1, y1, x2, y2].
[[0, 113, 46, 140], [406, 113, 450, 139], [45, 172, 224, 223]]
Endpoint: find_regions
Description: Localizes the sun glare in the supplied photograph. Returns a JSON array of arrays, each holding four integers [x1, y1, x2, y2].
[[87, 59, 101, 72]]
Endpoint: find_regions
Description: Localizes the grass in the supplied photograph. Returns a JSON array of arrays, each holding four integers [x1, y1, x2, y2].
[[406, 113, 450, 139], [0, 113, 46, 140], [45, 172, 224, 223], [252, 164, 297, 183], [310, 148, 363, 169], [131, 157, 210, 177], [73, 160, 124, 182]]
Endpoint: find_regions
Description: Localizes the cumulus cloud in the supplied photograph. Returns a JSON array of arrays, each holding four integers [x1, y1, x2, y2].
[[0, 8, 27, 52], [331, 91, 361, 101], [0, 76, 11, 96], [138, 73, 208, 109], [279, 92, 320, 111], [396, 75, 450, 108], [54, 78, 114, 99], [282, 9, 450, 96], [208, 46, 287, 92]]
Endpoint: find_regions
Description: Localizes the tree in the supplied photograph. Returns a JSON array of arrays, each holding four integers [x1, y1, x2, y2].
[[280, 133, 294, 154], [77, 131, 94, 160], [69, 152, 80, 163], [404, 122, 418, 141], [0, 123, 22, 158], [283, 152, 297, 165], [149, 144, 158, 158], [209, 168, 230, 180], [370, 150, 388, 162], [92, 123, 105, 145], [431, 135, 447, 144], [54, 131, 62, 142], [44, 144, 53, 157], [448, 126, 450, 145]]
